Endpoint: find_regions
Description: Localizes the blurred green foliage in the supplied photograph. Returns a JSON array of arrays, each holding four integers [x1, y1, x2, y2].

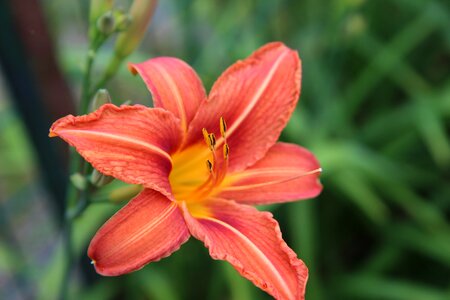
[[1, 0, 449, 299]]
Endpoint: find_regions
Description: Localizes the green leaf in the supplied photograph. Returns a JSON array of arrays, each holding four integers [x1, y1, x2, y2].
[[337, 274, 449, 300]]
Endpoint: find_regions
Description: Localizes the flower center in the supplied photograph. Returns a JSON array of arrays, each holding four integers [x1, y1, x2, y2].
[[169, 118, 229, 208]]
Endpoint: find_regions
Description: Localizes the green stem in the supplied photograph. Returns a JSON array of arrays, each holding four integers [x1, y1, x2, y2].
[[59, 216, 74, 300], [90, 54, 123, 97], [79, 50, 95, 114], [90, 74, 110, 98], [59, 31, 123, 299], [80, 35, 106, 114], [59, 149, 83, 300], [59, 41, 99, 300]]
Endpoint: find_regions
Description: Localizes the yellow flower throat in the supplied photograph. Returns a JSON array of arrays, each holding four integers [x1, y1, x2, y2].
[[169, 118, 229, 216]]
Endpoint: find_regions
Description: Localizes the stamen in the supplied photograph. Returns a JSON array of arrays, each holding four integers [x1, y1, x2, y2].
[[206, 160, 213, 172], [180, 119, 231, 203], [216, 146, 229, 184], [223, 143, 229, 159], [202, 128, 217, 150], [208, 133, 216, 148], [220, 116, 227, 138], [207, 158, 217, 182], [202, 128, 209, 145]]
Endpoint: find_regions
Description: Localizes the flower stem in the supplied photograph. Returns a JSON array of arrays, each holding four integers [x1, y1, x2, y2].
[[79, 53, 95, 114], [80, 34, 107, 114], [59, 214, 74, 300], [59, 41, 98, 300], [59, 29, 123, 298], [90, 55, 123, 98]]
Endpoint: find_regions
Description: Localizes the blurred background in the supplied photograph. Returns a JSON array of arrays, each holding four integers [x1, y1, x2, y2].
[[0, 0, 449, 299]]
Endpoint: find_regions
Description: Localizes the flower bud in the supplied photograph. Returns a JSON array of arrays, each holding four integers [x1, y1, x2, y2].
[[89, 0, 114, 41], [70, 173, 87, 190], [102, 0, 157, 82], [114, 0, 157, 59], [96, 11, 116, 36], [108, 184, 143, 203], [114, 10, 132, 32], [90, 89, 112, 112], [90, 169, 114, 187]]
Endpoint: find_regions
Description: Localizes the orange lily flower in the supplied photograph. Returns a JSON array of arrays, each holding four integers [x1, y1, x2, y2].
[[50, 42, 322, 299]]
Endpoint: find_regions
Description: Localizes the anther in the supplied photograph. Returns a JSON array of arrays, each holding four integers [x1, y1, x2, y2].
[[208, 133, 216, 148], [206, 160, 213, 172], [220, 117, 227, 138], [223, 143, 229, 159], [202, 128, 209, 145], [202, 128, 216, 149]]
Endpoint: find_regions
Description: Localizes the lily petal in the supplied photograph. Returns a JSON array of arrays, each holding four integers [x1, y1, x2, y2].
[[182, 199, 307, 300], [50, 104, 182, 199], [186, 42, 301, 172], [219, 143, 322, 204], [88, 189, 190, 276], [129, 57, 206, 133]]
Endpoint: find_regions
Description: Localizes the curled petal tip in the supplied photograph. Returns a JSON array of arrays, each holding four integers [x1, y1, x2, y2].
[[127, 63, 138, 75], [48, 129, 58, 138]]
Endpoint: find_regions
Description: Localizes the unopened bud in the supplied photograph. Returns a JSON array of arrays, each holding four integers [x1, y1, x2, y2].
[[109, 184, 143, 203], [90, 169, 114, 187], [89, 0, 114, 41], [97, 11, 116, 35], [114, 0, 157, 59], [70, 173, 87, 190], [90, 89, 112, 112], [115, 13, 132, 32], [102, 0, 157, 90]]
